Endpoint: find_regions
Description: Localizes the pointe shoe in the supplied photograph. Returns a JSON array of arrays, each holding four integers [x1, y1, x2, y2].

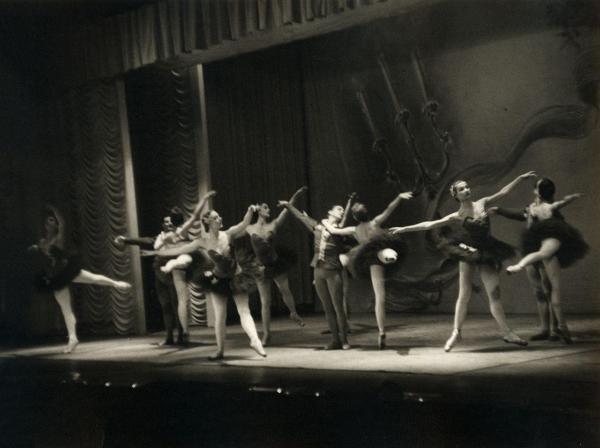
[[556, 325, 573, 344], [529, 331, 550, 341], [115, 281, 132, 292], [503, 332, 528, 346], [444, 329, 461, 352], [342, 342, 351, 350], [378, 333, 386, 350], [250, 341, 267, 357], [261, 332, 271, 347], [63, 338, 79, 354], [208, 351, 224, 361], [506, 265, 523, 275], [290, 313, 305, 327]]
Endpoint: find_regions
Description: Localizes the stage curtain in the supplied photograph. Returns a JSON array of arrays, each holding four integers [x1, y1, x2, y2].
[[50, 0, 388, 87], [203, 45, 313, 307], [45, 80, 138, 335], [125, 66, 208, 326]]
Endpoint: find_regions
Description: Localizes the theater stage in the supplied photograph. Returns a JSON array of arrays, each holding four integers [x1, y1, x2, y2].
[[1, 313, 599, 447]]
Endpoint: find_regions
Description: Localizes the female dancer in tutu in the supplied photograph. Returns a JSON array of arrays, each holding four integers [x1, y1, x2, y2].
[[245, 186, 307, 346], [504, 178, 588, 343], [143, 203, 266, 360], [391, 173, 536, 351], [320, 191, 413, 349], [29, 205, 131, 353], [279, 197, 350, 350]]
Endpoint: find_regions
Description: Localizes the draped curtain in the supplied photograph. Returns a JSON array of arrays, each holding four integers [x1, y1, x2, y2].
[[51, 0, 387, 87], [47, 80, 137, 335], [125, 66, 207, 326], [204, 45, 313, 307]]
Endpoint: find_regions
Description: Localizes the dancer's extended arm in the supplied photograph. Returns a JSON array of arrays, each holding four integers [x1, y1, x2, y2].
[[391, 212, 460, 234], [551, 193, 583, 211], [278, 201, 317, 232], [340, 192, 357, 227], [273, 186, 308, 230], [372, 191, 413, 226], [482, 171, 536, 205], [141, 239, 205, 257], [178, 190, 217, 236], [227, 205, 258, 239]]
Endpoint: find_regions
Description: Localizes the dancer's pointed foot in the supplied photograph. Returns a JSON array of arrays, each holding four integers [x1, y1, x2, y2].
[[378, 333, 386, 350], [63, 337, 79, 354], [261, 332, 271, 347], [250, 341, 267, 357], [556, 325, 573, 344], [342, 342, 351, 350], [115, 281, 132, 292], [506, 264, 523, 275], [208, 351, 224, 361], [290, 313, 305, 327], [444, 329, 462, 352], [503, 332, 528, 346]]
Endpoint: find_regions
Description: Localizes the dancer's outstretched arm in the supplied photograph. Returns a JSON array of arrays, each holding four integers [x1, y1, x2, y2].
[[551, 193, 583, 211], [227, 205, 258, 239], [482, 171, 536, 205], [372, 191, 413, 226], [179, 190, 217, 236], [273, 186, 308, 231], [340, 192, 357, 227], [321, 220, 355, 236], [487, 207, 527, 222], [141, 239, 205, 257], [47, 205, 66, 249], [115, 235, 155, 249], [391, 212, 460, 234], [278, 201, 317, 232]]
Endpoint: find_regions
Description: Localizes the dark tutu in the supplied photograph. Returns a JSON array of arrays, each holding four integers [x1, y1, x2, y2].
[[521, 218, 588, 268], [437, 217, 515, 270], [349, 233, 407, 278], [31, 246, 82, 293], [250, 234, 297, 279]]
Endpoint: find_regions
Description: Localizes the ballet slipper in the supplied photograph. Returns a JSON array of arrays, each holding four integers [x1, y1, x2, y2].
[[63, 337, 79, 354], [290, 313, 305, 327], [208, 351, 224, 361], [444, 329, 462, 352], [250, 341, 267, 357], [377, 333, 386, 350], [503, 332, 528, 346], [261, 332, 271, 347]]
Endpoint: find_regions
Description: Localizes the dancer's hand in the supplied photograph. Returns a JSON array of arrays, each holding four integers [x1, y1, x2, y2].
[[398, 191, 413, 200], [114, 235, 126, 246], [390, 227, 405, 234], [27, 244, 39, 252], [203, 190, 217, 199], [487, 207, 499, 215], [277, 200, 290, 208], [140, 250, 155, 257], [564, 193, 583, 201], [519, 171, 536, 180]]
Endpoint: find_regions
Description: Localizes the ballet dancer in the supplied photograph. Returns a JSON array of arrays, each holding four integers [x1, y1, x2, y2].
[[29, 205, 131, 353], [245, 186, 307, 346], [504, 177, 588, 343], [391, 173, 536, 351], [279, 196, 350, 350], [143, 203, 266, 360], [320, 191, 413, 349]]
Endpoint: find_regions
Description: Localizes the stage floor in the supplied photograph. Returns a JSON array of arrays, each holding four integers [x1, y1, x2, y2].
[[1, 313, 599, 447]]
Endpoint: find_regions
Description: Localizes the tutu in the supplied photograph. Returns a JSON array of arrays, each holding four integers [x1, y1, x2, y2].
[[250, 234, 296, 278], [521, 217, 588, 268], [437, 216, 515, 270], [31, 245, 83, 292], [349, 233, 407, 278]]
